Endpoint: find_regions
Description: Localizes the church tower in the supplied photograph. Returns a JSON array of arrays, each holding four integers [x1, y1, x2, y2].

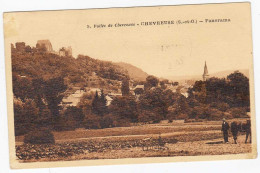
[[202, 61, 209, 81]]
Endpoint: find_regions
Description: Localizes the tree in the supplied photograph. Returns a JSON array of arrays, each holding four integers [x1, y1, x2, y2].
[[187, 97, 200, 108], [210, 102, 230, 112], [227, 71, 250, 107], [191, 72, 250, 109], [78, 92, 94, 115], [109, 96, 138, 122], [24, 129, 55, 144], [14, 98, 39, 136], [99, 90, 108, 115], [64, 106, 84, 127], [168, 95, 191, 120], [12, 74, 34, 101], [91, 91, 99, 115], [138, 110, 159, 123], [32, 78, 46, 115], [100, 114, 115, 128], [159, 79, 169, 89], [139, 87, 169, 121], [145, 75, 159, 90], [44, 77, 67, 121], [83, 114, 101, 129], [193, 81, 207, 104], [121, 78, 130, 96], [91, 90, 107, 116], [228, 107, 248, 118]]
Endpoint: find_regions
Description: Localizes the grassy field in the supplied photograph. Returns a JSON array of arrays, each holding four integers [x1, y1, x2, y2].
[[15, 119, 252, 162]]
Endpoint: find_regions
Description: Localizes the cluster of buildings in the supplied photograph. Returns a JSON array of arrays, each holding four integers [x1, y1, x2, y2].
[[61, 81, 193, 109], [59, 56, 209, 109], [61, 87, 121, 108]]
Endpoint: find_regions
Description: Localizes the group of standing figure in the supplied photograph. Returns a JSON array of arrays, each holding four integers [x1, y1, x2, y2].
[[221, 118, 251, 144]]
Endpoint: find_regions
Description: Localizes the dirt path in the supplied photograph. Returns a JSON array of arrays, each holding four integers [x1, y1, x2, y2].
[[166, 134, 252, 156], [15, 130, 221, 146], [15, 123, 221, 142]]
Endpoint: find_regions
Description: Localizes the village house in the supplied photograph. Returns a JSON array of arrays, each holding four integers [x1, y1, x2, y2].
[[61, 89, 85, 107], [133, 85, 144, 96]]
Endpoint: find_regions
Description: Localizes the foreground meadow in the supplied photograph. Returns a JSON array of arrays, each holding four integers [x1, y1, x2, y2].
[[15, 119, 252, 162]]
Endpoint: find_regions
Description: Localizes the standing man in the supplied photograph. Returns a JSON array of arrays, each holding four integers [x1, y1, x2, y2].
[[221, 118, 230, 143], [231, 121, 239, 144], [245, 120, 251, 143]]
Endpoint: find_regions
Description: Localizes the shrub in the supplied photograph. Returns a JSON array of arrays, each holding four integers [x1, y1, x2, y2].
[[64, 106, 84, 127], [166, 111, 176, 122], [24, 129, 55, 144], [223, 112, 233, 119], [14, 98, 39, 136], [193, 106, 224, 120], [112, 118, 131, 127], [190, 106, 204, 119], [84, 114, 101, 129], [184, 119, 203, 123], [217, 102, 230, 112], [207, 108, 223, 120], [228, 107, 248, 118], [168, 119, 173, 123], [100, 114, 115, 128], [210, 102, 230, 112], [176, 113, 188, 120], [138, 110, 161, 124], [54, 117, 77, 131]]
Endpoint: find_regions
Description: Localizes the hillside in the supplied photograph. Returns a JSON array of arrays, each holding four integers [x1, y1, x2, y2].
[[11, 42, 130, 97], [211, 69, 249, 78], [114, 62, 149, 81]]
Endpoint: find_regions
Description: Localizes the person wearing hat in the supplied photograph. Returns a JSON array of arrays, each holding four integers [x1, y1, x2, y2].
[[221, 118, 230, 143], [245, 119, 251, 143], [231, 121, 239, 144]]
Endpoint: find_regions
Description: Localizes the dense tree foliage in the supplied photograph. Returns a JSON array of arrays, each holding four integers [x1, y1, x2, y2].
[[109, 96, 138, 123], [138, 87, 176, 122], [144, 75, 159, 90], [14, 98, 39, 136], [44, 77, 67, 119], [91, 90, 107, 116], [64, 106, 84, 126], [190, 71, 250, 109], [121, 78, 130, 96]]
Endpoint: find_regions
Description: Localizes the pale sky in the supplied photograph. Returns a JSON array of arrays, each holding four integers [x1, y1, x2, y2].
[[4, 3, 253, 78]]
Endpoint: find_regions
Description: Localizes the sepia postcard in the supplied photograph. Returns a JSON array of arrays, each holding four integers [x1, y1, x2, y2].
[[3, 2, 257, 169]]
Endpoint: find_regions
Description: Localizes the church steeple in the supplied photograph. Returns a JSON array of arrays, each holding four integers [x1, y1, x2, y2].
[[202, 61, 209, 81]]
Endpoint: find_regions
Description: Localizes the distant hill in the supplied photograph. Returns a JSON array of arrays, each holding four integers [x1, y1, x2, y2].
[[166, 69, 249, 83], [114, 62, 149, 81], [211, 69, 249, 78]]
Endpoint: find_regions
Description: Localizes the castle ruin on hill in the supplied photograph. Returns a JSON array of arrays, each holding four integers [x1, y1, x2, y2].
[[36, 39, 72, 57]]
